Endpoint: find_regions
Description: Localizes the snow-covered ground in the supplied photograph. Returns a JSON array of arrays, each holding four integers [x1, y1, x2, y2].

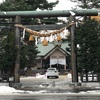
[[0, 73, 100, 95], [0, 85, 100, 95]]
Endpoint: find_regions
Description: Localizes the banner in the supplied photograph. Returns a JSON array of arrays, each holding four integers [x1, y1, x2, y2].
[[50, 59, 57, 65], [58, 58, 66, 65], [50, 58, 66, 65]]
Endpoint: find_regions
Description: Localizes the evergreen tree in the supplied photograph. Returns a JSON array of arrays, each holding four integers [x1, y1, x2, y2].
[[20, 35, 40, 69], [0, 31, 17, 74], [0, 0, 58, 11], [76, 18, 100, 72], [70, 0, 100, 9], [69, 0, 100, 72]]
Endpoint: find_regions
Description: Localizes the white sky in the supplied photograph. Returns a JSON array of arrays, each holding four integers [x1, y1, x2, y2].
[[48, 0, 77, 10], [47, 0, 77, 22], [0, 0, 4, 3]]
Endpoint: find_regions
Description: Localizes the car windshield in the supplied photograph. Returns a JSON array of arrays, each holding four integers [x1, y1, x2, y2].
[[47, 68, 57, 71]]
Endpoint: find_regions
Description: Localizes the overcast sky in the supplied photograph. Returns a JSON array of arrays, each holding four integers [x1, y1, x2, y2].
[[0, 0, 4, 3], [48, 0, 77, 10]]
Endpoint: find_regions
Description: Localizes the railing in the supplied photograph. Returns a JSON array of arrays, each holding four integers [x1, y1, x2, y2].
[[80, 71, 100, 82]]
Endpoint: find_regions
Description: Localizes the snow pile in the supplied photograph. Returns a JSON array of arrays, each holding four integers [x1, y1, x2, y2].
[[66, 73, 72, 81], [67, 73, 72, 79], [36, 73, 47, 79], [0, 86, 23, 94], [0, 86, 49, 95]]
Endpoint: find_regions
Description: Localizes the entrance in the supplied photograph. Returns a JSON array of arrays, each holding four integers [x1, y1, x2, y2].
[[52, 64, 65, 73], [0, 9, 97, 83]]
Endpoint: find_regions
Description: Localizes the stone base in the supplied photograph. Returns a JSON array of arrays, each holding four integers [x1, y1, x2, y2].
[[0, 82, 9, 86], [9, 82, 22, 89], [69, 82, 81, 87], [42, 83, 49, 87]]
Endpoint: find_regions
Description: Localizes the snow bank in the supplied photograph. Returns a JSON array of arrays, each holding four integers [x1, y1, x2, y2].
[[0, 86, 49, 95], [36, 73, 47, 79], [0, 86, 29, 95]]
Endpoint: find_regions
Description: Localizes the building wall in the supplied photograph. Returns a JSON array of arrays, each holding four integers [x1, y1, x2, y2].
[[50, 49, 67, 70], [36, 49, 67, 70], [50, 49, 65, 59], [36, 59, 42, 69]]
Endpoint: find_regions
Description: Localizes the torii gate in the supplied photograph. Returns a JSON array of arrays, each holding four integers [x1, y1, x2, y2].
[[0, 9, 98, 83]]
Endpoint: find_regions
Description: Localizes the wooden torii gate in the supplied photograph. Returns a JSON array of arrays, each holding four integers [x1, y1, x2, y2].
[[0, 9, 98, 83]]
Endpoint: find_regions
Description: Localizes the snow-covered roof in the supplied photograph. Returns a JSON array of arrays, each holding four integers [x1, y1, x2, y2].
[[37, 42, 70, 57]]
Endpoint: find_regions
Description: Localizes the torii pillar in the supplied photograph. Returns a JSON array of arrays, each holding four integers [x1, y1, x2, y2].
[[70, 15, 78, 82], [14, 16, 21, 83]]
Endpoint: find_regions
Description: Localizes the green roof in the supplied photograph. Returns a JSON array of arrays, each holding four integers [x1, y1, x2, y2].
[[37, 42, 70, 56]]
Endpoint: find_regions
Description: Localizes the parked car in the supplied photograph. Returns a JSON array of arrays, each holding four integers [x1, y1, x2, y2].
[[46, 68, 59, 78]]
